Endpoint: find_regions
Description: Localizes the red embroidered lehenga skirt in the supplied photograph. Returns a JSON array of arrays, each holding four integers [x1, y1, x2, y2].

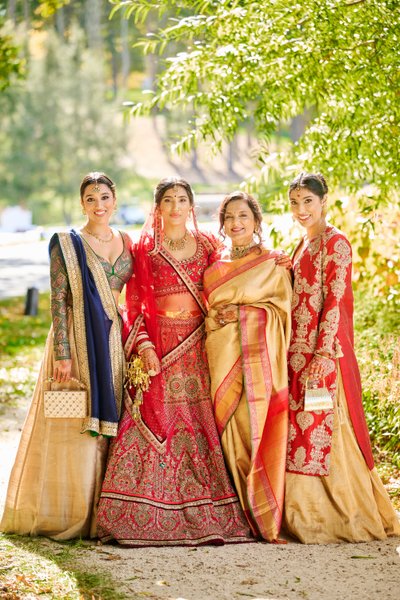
[[97, 313, 252, 546]]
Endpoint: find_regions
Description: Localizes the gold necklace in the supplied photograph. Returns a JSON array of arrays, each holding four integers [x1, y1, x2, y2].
[[83, 226, 114, 243], [163, 230, 189, 251], [230, 241, 257, 260]]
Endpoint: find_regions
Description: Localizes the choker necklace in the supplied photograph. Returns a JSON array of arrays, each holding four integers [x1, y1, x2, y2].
[[83, 226, 114, 244], [163, 230, 189, 251], [230, 241, 257, 260]]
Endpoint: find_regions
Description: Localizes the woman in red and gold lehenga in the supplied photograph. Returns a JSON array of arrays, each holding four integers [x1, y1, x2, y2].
[[96, 177, 252, 546], [284, 172, 400, 544]]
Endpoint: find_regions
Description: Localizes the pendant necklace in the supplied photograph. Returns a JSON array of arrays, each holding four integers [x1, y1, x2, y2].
[[83, 226, 114, 244], [163, 230, 189, 251], [230, 241, 257, 260]]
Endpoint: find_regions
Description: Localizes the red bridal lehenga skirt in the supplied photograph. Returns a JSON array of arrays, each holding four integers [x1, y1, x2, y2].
[[97, 314, 252, 546]]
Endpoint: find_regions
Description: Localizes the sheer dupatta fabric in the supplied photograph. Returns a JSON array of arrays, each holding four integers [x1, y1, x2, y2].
[[123, 209, 221, 439]]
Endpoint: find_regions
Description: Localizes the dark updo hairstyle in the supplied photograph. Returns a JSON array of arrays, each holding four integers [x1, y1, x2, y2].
[[153, 177, 194, 207], [288, 172, 328, 199], [218, 191, 263, 244], [80, 171, 116, 199]]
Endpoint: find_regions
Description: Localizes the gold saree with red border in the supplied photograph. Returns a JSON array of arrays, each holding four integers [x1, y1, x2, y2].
[[204, 249, 292, 541]]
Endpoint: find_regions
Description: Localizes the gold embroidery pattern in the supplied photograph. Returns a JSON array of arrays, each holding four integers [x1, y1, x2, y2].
[[124, 314, 144, 360], [296, 411, 314, 433], [85, 242, 125, 431], [289, 353, 306, 373], [287, 413, 333, 477], [58, 233, 125, 436], [58, 234, 91, 408], [98, 405, 251, 544], [287, 228, 352, 476]]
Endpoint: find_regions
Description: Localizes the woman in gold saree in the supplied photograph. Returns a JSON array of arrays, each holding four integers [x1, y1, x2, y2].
[[1, 173, 132, 540], [203, 191, 292, 541]]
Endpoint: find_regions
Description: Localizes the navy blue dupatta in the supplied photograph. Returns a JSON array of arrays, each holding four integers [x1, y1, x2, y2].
[[49, 230, 119, 435]]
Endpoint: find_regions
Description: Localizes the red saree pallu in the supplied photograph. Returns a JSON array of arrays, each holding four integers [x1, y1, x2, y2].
[[204, 249, 292, 541]]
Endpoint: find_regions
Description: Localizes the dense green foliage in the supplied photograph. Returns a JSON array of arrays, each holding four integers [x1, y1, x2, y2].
[[353, 287, 400, 470], [0, 16, 24, 90], [0, 0, 152, 224], [115, 0, 400, 204], [0, 24, 130, 224]]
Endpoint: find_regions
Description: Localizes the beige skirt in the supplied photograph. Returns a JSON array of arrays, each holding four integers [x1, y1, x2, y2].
[[0, 318, 109, 540], [284, 368, 400, 544]]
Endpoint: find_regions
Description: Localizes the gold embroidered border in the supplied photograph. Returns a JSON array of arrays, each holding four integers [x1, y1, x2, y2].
[[100, 493, 241, 510], [159, 235, 207, 315], [84, 239, 125, 422], [161, 322, 205, 370], [124, 314, 144, 360], [101, 533, 251, 546], [58, 234, 91, 411], [84, 417, 118, 437], [59, 233, 124, 435]]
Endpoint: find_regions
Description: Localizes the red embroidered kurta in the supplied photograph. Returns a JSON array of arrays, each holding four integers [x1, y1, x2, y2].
[[287, 225, 374, 476]]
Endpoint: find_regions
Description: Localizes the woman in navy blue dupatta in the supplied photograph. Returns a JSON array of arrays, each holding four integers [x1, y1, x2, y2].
[[0, 172, 133, 540]]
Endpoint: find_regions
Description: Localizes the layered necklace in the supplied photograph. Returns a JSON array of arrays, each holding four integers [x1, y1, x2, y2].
[[163, 230, 189, 251], [83, 226, 114, 244], [230, 241, 257, 260]]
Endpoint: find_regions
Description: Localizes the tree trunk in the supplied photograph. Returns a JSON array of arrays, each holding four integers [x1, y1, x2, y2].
[[55, 7, 66, 38], [7, 0, 17, 22], [121, 13, 130, 90], [85, 0, 103, 51]]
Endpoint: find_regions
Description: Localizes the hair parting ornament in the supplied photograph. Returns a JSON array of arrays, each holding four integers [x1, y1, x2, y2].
[[80, 172, 116, 199], [92, 172, 101, 193], [296, 172, 304, 192]]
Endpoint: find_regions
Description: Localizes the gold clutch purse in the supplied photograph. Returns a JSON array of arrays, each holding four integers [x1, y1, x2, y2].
[[43, 377, 87, 418], [304, 378, 333, 412]]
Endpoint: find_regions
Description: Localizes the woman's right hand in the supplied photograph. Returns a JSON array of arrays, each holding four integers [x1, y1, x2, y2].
[[140, 347, 161, 376], [53, 359, 73, 383], [215, 304, 239, 326]]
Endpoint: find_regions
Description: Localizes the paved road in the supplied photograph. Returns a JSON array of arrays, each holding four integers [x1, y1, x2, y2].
[[0, 223, 221, 300], [0, 239, 50, 299]]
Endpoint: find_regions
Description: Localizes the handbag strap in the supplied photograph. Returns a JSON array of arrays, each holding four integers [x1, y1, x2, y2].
[[44, 377, 86, 390]]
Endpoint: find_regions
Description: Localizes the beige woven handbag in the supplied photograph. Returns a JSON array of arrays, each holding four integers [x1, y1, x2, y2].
[[304, 378, 333, 412], [43, 377, 87, 418]]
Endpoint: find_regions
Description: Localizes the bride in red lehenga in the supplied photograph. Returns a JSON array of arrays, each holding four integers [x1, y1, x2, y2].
[[96, 177, 252, 546]]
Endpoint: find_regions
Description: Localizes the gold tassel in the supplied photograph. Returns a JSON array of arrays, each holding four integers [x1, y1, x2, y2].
[[125, 355, 151, 420]]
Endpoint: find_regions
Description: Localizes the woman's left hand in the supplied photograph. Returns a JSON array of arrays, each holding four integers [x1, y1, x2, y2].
[[215, 304, 239, 327], [275, 252, 292, 270]]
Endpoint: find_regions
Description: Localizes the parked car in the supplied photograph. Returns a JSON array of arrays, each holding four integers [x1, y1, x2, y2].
[[115, 204, 146, 225]]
